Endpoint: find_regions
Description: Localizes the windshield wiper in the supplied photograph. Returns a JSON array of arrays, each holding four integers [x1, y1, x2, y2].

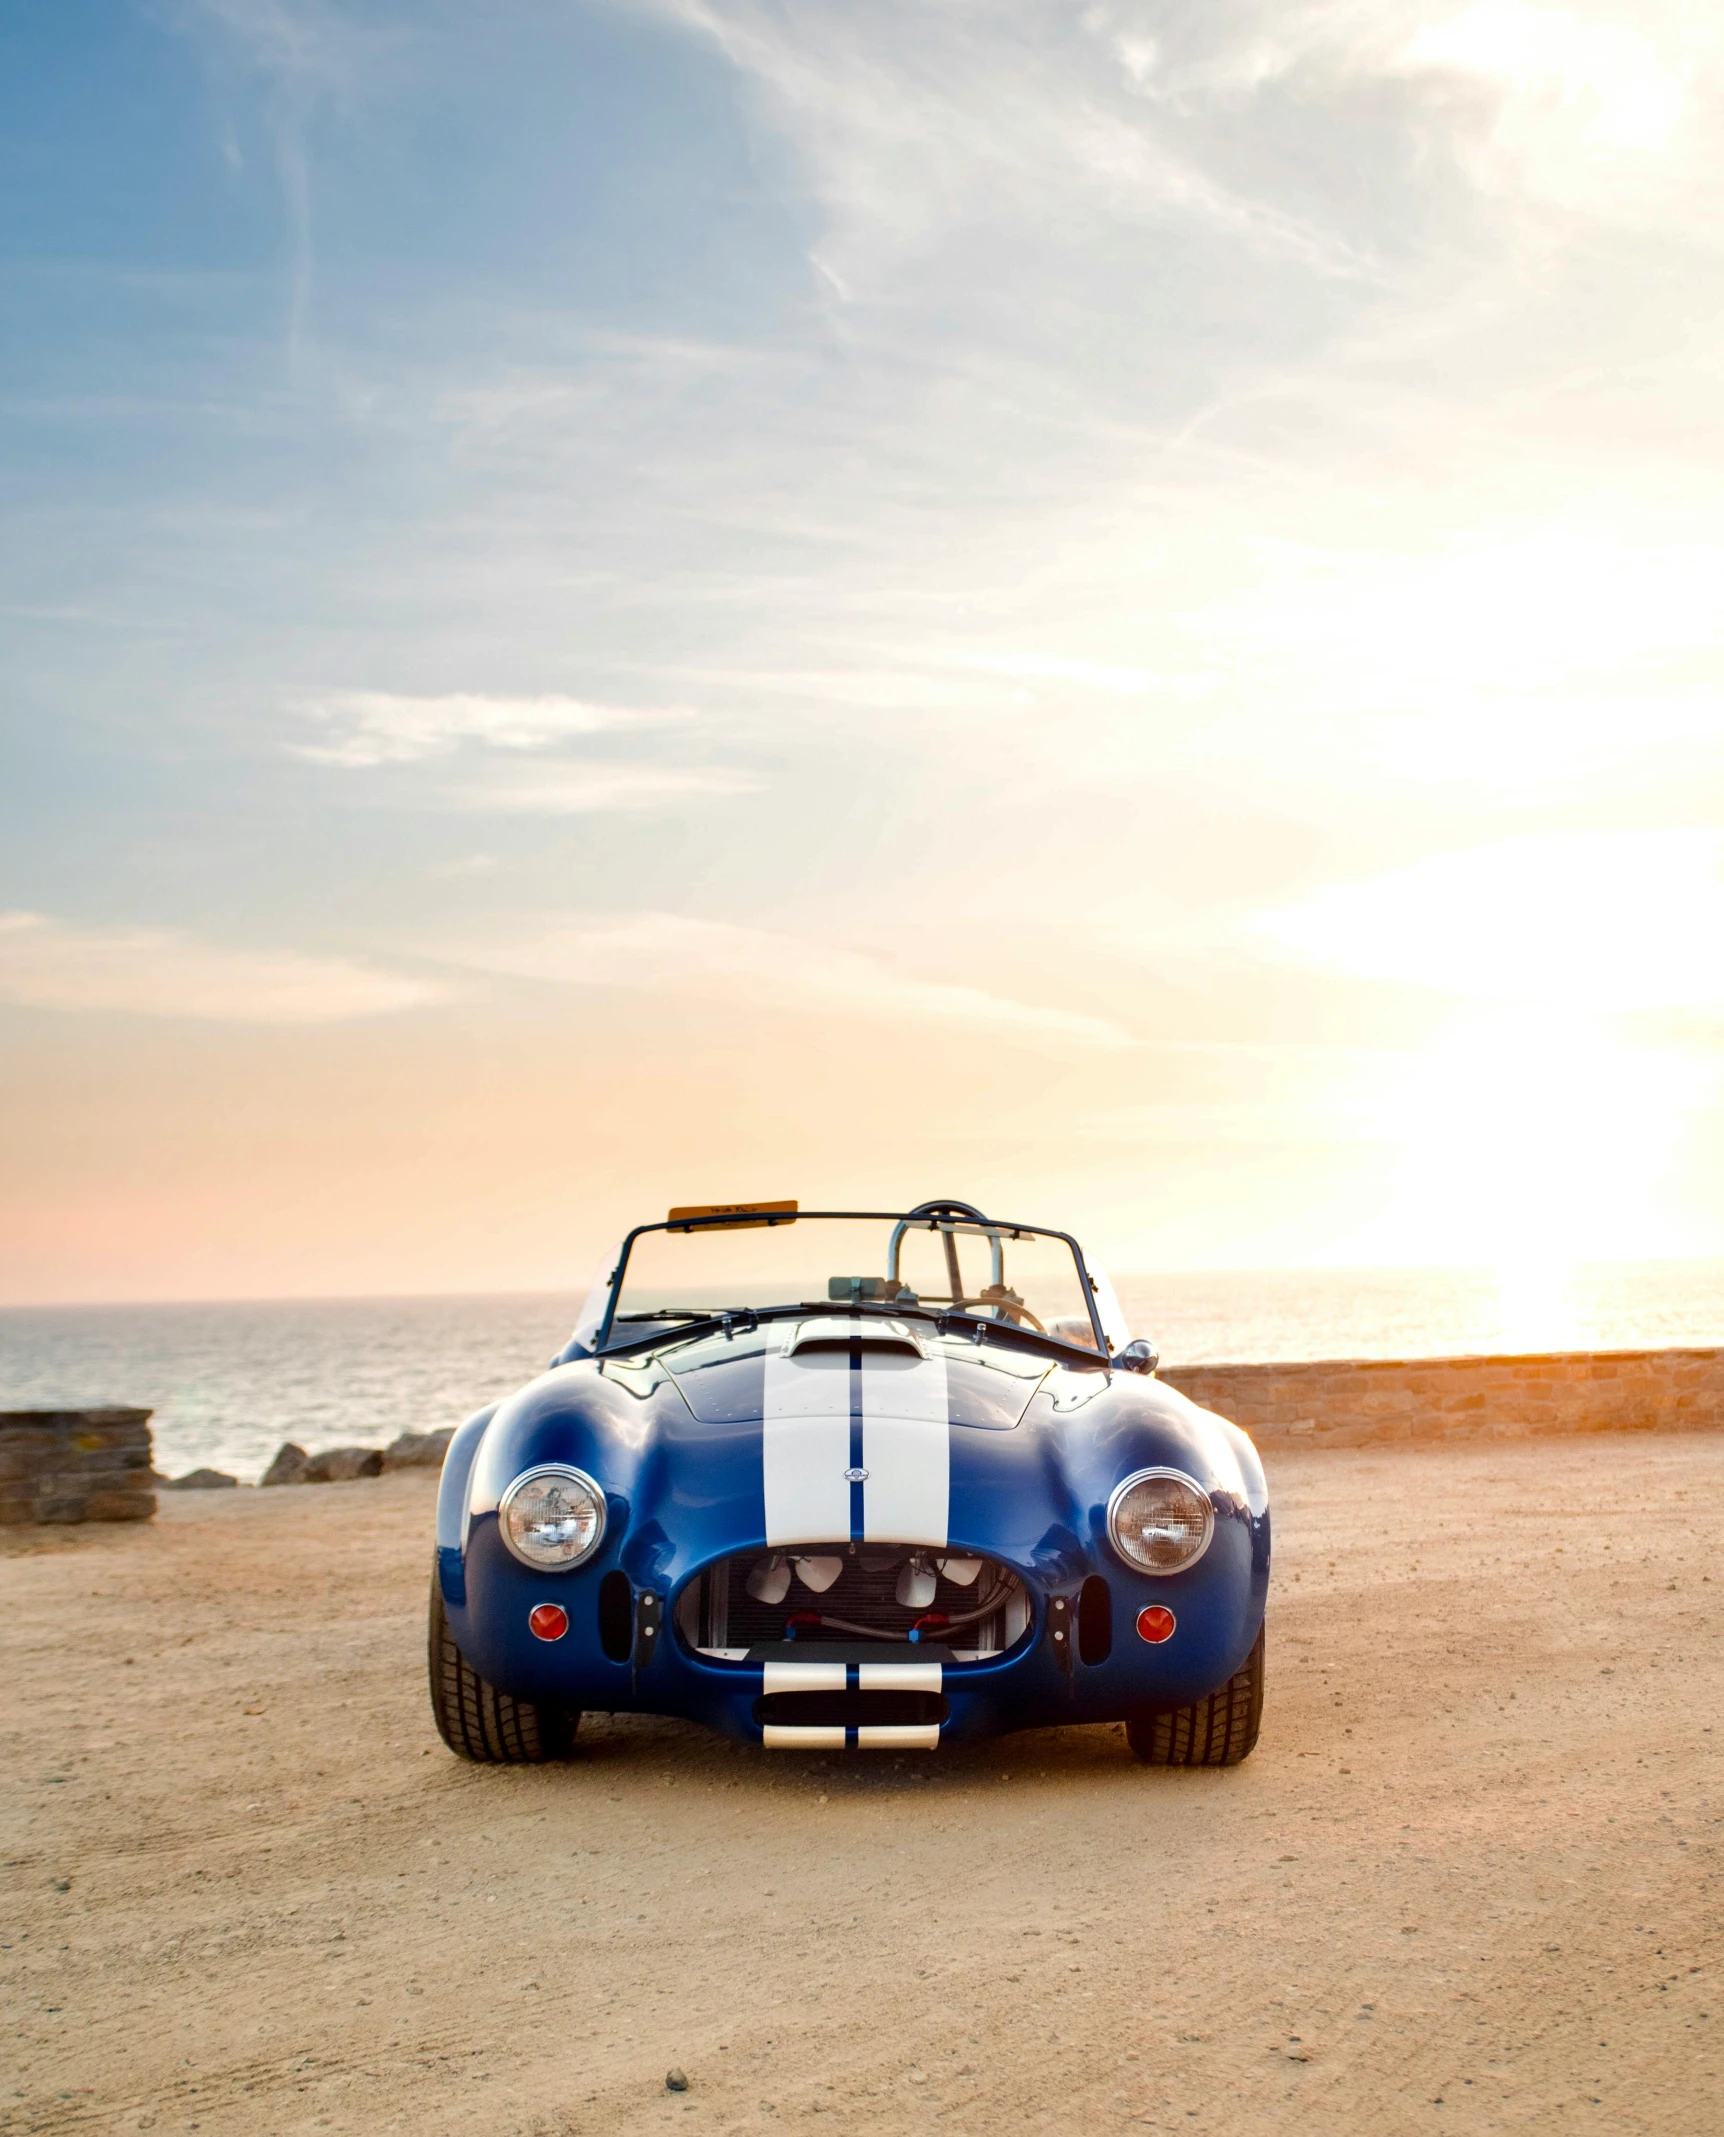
[[599, 1298, 1106, 1366], [598, 1305, 772, 1355]]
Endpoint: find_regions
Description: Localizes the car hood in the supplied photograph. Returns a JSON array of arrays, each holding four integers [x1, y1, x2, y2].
[[646, 1318, 1060, 1431]]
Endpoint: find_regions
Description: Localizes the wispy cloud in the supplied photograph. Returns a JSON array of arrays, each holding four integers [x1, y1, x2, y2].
[[288, 692, 754, 812], [657, 0, 1373, 290], [0, 913, 448, 1023], [290, 691, 660, 768], [437, 910, 1131, 1046], [963, 654, 1159, 696], [174, 1, 397, 356], [185, 0, 371, 89], [453, 765, 760, 814]]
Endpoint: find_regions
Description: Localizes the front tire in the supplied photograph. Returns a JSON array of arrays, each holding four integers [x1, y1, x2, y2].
[[1126, 1622, 1264, 1767], [428, 1570, 578, 1762]]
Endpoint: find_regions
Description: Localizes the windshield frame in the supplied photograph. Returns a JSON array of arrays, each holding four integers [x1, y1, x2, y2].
[[592, 1207, 1110, 1359]]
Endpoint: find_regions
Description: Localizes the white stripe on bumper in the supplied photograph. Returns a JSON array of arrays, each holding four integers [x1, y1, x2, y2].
[[857, 1724, 941, 1750], [762, 1660, 847, 1695], [762, 1725, 848, 1750], [858, 1660, 942, 1693]]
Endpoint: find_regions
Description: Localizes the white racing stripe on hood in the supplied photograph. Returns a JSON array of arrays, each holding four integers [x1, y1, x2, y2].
[[861, 1347, 949, 1547], [762, 1344, 852, 1547], [761, 1330, 952, 1548]]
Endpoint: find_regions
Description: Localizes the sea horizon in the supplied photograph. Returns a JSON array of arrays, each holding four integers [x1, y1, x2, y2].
[[5, 1257, 1722, 1485]]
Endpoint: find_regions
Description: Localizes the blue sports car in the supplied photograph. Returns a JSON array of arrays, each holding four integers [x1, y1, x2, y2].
[[429, 1200, 1269, 1766]]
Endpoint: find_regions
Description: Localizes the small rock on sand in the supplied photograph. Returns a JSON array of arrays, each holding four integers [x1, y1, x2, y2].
[[260, 1444, 311, 1487], [303, 1447, 384, 1483], [665, 2068, 689, 2093], [163, 1468, 239, 1491], [382, 1429, 454, 1471]]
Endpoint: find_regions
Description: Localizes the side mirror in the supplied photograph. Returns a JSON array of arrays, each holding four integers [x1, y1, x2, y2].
[[1114, 1338, 1159, 1375]]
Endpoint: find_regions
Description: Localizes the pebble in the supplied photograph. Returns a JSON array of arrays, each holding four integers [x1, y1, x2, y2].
[[304, 1446, 384, 1483], [666, 2068, 689, 2093], [382, 1429, 455, 1470]]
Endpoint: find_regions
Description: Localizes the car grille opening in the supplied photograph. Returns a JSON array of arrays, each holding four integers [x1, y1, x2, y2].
[[676, 1546, 1031, 1663]]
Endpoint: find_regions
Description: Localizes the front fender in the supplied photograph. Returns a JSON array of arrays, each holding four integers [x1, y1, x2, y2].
[[435, 1403, 497, 1607], [1039, 1371, 1271, 1695]]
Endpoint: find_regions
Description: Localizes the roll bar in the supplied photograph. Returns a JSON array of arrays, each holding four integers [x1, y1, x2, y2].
[[886, 1200, 1004, 1291]]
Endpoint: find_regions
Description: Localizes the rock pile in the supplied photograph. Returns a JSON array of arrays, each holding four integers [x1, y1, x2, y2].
[[260, 1429, 453, 1487]]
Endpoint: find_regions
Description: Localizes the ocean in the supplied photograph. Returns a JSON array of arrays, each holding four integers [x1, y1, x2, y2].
[[4, 1261, 1722, 1485]]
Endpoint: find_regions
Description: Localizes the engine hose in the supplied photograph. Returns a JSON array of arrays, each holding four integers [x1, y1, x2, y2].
[[912, 1592, 1010, 1636], [790, 1615, 910, 1641], [923, 1571, 1016, 1633], [789, 1572, 1020, 1643]]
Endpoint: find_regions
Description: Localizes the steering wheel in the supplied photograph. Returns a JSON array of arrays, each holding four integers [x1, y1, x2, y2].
[[951, 1295, 1047, 1333]]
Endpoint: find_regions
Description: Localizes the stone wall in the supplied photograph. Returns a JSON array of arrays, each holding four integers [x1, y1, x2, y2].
[[0, 1408, 156, 1524], [1159, 1348, 1724, 1450]]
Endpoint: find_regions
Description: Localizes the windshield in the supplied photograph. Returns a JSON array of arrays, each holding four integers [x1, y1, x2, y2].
[[601, 1208, 1102, 1351]]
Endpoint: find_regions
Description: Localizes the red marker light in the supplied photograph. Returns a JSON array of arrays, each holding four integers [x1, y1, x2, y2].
[[528, 1602, 569, 1642], [1136, 1604, 1176, 1644]]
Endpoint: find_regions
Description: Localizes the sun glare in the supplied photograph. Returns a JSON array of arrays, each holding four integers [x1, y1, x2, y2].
[[1348, 1008, 1709, 1338], [1261, 830, 1724, 1012]]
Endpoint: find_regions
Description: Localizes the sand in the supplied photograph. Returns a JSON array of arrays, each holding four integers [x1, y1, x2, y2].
[[2, 1434, 1718, 2135]]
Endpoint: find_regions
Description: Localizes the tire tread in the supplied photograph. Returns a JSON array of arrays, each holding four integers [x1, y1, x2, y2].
[[427, 1567, 576, 1762], [1126, 1622, 1265, 1767]]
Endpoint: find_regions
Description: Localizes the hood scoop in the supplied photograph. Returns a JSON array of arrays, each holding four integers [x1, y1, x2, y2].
[[781, 1316, 925, 1360]]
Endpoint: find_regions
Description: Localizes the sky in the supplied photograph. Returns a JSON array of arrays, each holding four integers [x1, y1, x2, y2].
[[2, 0, 1723, 1306]]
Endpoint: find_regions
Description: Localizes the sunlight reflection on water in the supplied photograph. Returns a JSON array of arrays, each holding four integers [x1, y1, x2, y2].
[[1118, 1261, 1724, 1368]]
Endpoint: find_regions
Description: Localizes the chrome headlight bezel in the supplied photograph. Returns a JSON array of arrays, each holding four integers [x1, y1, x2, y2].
[[1105, 1466, 1215, 1575], [497, 1464, 607, 1572]]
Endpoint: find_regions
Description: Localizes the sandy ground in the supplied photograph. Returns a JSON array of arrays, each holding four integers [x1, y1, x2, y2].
[[2, 1436, 1718, 2137]]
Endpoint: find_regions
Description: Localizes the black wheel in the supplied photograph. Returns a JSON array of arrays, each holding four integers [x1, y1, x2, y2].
[[428, 1569, 578, 1762], [1126, 1621, 1264, 1767]]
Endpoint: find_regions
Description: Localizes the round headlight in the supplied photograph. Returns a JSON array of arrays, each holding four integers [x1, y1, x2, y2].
[[1106, 1468, 1214, 1574], [498, 1465, 606, 1570]]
